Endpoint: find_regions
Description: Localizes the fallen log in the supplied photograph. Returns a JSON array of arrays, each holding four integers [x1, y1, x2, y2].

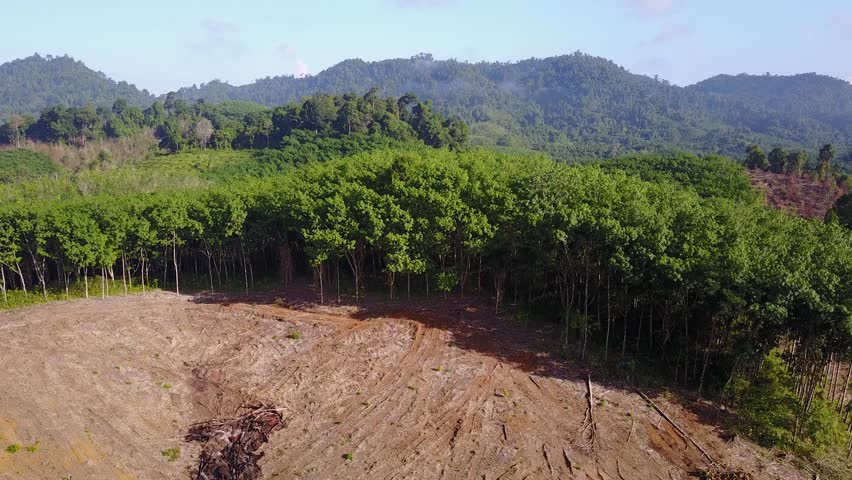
[[635, 388, 716, 466]]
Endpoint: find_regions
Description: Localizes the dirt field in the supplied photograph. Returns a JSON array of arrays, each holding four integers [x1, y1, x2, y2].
[[0, 290, 810, 479], [748, 170, 847, 219]]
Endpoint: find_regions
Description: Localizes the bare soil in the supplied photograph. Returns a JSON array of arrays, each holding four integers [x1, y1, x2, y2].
[[748, 170, 847, 219], [0, 290, 811, 479]]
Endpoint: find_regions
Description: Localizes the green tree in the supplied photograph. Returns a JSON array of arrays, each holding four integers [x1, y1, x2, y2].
[[767, 147, 788, 174], [745, 144, 768, 171], [827, 193, 852, 229], [817, 144, 835, 180], [785, 151, 807, 175]]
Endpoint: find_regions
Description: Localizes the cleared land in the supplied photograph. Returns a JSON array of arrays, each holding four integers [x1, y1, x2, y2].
[[0, 291, 809, 479], [748, 170, 847, 219]]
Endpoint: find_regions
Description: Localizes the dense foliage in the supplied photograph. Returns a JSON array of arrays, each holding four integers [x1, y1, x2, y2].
[[0, 149, 60, 183], [3, 53, 851, 161], [0, 91, 467, 154], [1, 151, 850, 426], [595, 152, 758, 203], [828, 193, 852, 229]]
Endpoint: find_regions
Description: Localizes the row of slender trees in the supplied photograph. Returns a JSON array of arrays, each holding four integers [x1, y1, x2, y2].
[[2, 148, 851, 452], [745, 143, 838, 179]]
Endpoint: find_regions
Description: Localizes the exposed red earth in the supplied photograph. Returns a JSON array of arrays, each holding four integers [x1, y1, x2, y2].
[[0, 289, 811, 479], [748, 170, 847, 220]]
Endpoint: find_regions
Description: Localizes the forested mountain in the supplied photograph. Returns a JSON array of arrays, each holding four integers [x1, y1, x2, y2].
[[174, 53, 852, 157], [3, 53, 852, 159], [689, 73, 852, 148], [0, 54, 153, 119]]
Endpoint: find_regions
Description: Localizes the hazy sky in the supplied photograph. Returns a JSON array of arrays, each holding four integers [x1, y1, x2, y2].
[[3, 0, 851, 94]]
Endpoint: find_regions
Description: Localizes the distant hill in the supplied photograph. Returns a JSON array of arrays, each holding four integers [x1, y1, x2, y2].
[[688, 73, 852, 147], [173, 54, 852, 158], [2, 52, 852, 159], [0, 54, 153, 119]]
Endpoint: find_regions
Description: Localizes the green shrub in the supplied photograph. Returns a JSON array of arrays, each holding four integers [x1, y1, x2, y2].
[[0, 149, 59, 183], [797, 392, 849, 458], [733, 353, 850, 457], [161, 447, 180, 461], [732, 353, 797, 449]]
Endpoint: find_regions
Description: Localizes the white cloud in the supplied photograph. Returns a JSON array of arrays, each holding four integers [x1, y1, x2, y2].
[[294, 59, 310, 78], [640, 23, 691, 46], [847, 76, 852, 84], [628, 0, 680, 16]]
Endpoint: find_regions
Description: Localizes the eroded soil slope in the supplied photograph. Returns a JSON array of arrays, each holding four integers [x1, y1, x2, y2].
[[0, 292, 807, 479]]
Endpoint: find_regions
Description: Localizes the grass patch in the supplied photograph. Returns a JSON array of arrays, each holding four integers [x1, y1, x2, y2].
[[0, 276, 152, 311], [287, 331, 302, 340], [161, 447, 180, 462], [342, 452, 353, 461], [138, 150, 257, 175], [5, 444, 20, 454], [25, 441, 40, 453]]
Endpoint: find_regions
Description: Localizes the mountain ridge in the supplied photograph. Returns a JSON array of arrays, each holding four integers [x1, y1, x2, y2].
[[2, 52, 851, 158]]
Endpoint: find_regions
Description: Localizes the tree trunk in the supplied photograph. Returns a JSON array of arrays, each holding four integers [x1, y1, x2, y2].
[[0, 265, 6, 304], [635, 300, 644, 353], [207, 250, 214, 293], [13, 263, 28, 299], [345, 242, 364, 302], [604, 271, 611, 362], [121, 251, 128, 295], [84, 268, 89, 299], [839, 363, 851, 412], [140, 251, 146, 293], [279, 242, 293, 287], [29, 249, 47, 300], [477, 255, 482, 292], [241, 239, 248, 295], [173, 231, 180, 294], [316, 264, 324, 304]]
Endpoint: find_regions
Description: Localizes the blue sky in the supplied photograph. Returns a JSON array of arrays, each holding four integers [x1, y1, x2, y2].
[[3, 0, 851, 94]]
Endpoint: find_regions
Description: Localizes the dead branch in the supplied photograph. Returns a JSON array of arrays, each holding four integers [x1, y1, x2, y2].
[[529, 374, 544, 390], [542, 444, 554, 475], [562, 448, 575, 475], [581, 374, 599, 452], [634, 388, 716, 466], [627, 418, 635, 443]]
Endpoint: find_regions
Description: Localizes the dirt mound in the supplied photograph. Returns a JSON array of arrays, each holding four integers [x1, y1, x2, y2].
[[748, 170, 847, 219], [0, 291, 811, 479], [186, 407, 286, 480]]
